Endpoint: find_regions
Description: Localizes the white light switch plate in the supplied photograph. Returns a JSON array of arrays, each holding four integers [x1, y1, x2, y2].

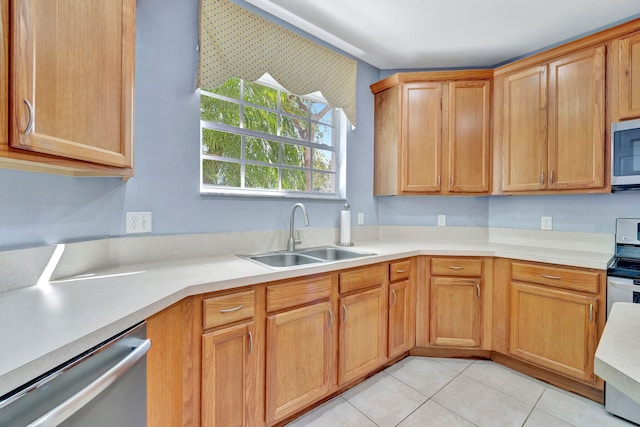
[[438, 214, 446, 227]]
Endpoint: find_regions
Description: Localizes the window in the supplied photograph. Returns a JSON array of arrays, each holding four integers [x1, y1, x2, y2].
[[200, 75, 346, 198]]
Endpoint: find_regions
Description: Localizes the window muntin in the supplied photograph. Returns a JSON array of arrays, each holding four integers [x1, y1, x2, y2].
[[200, 76, 344, 198]]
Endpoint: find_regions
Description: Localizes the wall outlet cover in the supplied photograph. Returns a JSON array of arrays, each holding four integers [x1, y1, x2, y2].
[[357, 212, 365, 226], [438, 214, 446, 227], [126, 212, 153, 234], [541, 216, 553, 230]]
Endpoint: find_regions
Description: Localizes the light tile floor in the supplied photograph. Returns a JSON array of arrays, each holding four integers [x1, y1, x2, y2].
[[287, 357, 636, 427]]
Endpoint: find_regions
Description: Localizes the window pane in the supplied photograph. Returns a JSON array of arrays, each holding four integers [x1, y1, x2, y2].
[[281, 116, 309, 141], [202, 160, 240, 186], [313, 149, 334, 171], [312, 172, 335, 193], [202, 129, 241, 159], [280, 92, 310, 118], [207, 78, 241, 99], [244, 106, 277, 135], [311, 102, 332, 125], [282, 143, 307, 167], [282, 168, 309, 191], [244, 81, 277, 109], [245, 164, 279, 189], [246, 137, 279, 164], [201, 97, 240, 126], [312, 123, 333, 146]]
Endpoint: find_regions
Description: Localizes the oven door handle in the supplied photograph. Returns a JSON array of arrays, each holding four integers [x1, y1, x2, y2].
[[608, 279, 640, 293], [26, 338, 151, 427]]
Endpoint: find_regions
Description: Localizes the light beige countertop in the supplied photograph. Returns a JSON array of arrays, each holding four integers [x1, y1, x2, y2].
[[595, 302, 640, 404], [0, 237, 613, 397]]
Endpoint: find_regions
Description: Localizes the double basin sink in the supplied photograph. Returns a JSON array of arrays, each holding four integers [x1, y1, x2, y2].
[[239, 246, 376, 269]]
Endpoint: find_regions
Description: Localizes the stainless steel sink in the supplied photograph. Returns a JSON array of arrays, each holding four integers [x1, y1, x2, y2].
[[239, 246, 375, 269]]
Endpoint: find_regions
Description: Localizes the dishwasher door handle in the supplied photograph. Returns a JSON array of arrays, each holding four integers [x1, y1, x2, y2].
[[27, 338, 151, 427]]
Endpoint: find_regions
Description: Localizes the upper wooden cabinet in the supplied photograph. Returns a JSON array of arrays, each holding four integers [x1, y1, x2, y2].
[[612, 30, 640, 121], [2, 0, 135, 177], [496, 45, 606, 193], [371, 71, 492, 196]]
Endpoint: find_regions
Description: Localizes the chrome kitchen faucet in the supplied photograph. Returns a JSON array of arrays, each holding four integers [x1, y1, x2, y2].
[[287, 203, 310, 251]]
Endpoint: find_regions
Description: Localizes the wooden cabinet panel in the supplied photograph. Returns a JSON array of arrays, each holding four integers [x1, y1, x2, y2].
[[373, 86, 401, 196], [401, 82, 442, 192], [7, 0, 134, 174], [431, 258, 482, 277], [339, 287, 387, 385], [430, 277, 482, 347], [1, 0, 7, 148], [388, 279, 415, 358], [267, 275, 333, 312], [389, 259, 411, 282], [203, 290, 255, 329], [618, 31, 640, 120], [511, 262, 600, 294], [202, 322, 256, 427], [266, 301, 335, 424], [548, 46, 605, 190], [501, 65, 548, 192], [509, 282, 598, 383], [339, 264, 386, 294], [447, 81, 491, 193]]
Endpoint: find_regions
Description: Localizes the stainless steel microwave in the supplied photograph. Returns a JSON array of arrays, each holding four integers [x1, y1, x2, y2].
[[612, 118, 640, 191]]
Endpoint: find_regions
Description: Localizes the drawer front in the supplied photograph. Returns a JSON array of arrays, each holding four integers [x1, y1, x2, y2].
[[267, 275, 333, 312], [389, 259, 411, 282], [511, 262, 600, 294], [203, 290, 256, 329], [431, 258, 482, 277], [339, 264, 386, 294]]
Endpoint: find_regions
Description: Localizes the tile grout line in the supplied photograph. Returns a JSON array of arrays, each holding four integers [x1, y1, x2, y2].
[[341, 394, 382, 427]]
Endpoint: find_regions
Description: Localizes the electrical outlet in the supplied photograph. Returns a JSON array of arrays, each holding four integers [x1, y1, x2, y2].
[[541, 216, 553, 230], [126, 212, 152, 234], [438, 214, 446, 227], [357, 212, 365, 226]]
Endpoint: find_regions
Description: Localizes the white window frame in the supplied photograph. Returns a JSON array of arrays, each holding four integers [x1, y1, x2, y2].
[[199, 75, 347, 200]]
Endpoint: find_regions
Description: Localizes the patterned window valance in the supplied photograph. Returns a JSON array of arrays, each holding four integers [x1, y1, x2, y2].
[[197, 0, 358, 125]]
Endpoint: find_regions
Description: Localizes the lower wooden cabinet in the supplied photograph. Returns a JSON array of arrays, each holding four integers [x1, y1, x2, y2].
[[509, 282, 598, 383], [338, 287, 387, 385], [388, 259, 416, 358], [265, 301, 335, 424], [430, 277, 482, 347], [202, 322, 256, 426]]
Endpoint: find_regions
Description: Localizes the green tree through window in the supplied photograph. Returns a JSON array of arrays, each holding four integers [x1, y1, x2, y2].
[[200, 75, 341, 196]]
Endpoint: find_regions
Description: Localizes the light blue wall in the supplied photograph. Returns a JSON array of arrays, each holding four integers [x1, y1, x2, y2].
[[378, 196, 489, 227], [0, 0, 380, 251]]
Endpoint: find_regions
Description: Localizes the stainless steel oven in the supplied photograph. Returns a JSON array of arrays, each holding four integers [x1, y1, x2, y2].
[[606, 218, 640, 424], [0, 322, 149, 427]]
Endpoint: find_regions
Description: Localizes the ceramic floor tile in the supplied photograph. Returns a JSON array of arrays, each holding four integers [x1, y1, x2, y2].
[[523, 408, 575, 427], [286, 397, 376, 427], [536, 387, 636, 427], [397, 399, 477, 427], [462, 360, 546, 406], [425, 356, 475, 373], [433, 374, 533, 427], [385, 356, 461, 397], [342, 371, 428, 427]]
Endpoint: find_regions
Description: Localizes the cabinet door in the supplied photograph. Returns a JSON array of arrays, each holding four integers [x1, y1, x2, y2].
[[401, 82, 442, 192], [202, 322, 256, 427], [509, 282, 598, 383], [430, 277, 482, 347], [618, 31, 640, 120], [339, 287, 387, 385], [548, 46, 605, 190], [388, 279, 415, 358], [10, 0, 134, 167], [501, 65, 548, 192], [446, 81, 491, 193], [1, 0, 7, 147], [266, 301, 335, 424]]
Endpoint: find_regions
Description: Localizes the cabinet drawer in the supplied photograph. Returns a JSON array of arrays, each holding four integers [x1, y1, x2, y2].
[[389, 259, 411, 282], [511, 262, 599, 294], [339, 264, 386, 294], [203, 290, 256, 329], [431, 258, 482, 277], [267, 275, 333, 312]]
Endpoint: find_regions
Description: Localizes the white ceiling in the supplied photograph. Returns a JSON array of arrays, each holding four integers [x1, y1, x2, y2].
[[245, 0, 640, 69]]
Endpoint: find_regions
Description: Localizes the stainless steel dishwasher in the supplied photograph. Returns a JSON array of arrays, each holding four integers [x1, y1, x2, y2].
[[0, 322, 150, 426]]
